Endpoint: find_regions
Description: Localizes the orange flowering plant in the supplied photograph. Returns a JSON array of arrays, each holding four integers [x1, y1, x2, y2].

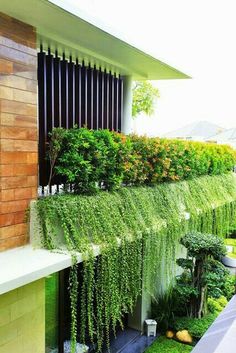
[[48, 127, 236, 193]]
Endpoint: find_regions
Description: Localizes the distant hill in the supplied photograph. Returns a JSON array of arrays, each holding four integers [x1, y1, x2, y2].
[[207, 128, 236, 149], [162, 121, 225, 141]]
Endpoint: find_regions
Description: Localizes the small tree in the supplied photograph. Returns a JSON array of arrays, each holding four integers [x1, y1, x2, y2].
[[132, 81, 159, 118], [47, 127, 65, 187], [177, 232, 226, 318]]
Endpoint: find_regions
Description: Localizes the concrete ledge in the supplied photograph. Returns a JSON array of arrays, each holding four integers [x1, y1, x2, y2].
[[222, 255, 236, 268], [0, 245, 100, 295], [191, 295, 236, 353]]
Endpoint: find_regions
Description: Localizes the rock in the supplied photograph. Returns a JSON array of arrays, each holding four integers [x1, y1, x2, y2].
[[64, 340, 89, 353], [176, 330, 193, 343], [166, 330, 175, 338]]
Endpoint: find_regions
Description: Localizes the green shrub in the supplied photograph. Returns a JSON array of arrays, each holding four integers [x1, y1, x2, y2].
[[225, 238, 236, 246], [151, 286, 177, 332], [145, 336, 192, 353], [207, 296, 227, 314], [205, 259, 232, 299], [176, 232, 226, 318], [222, 275, 236, 300], [53, 127, 103, 193], [206, 263, 235, 301], [52, 128, 130, 193], [217, 296, 228, 308], [174, 235, 235, 319], [173, 314, 217, 339], [48, 127, 236, 193], [173, 280, 198, 317]]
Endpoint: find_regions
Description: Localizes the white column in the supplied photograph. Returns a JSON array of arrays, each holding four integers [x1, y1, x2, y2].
[[122, 75, 133, 134]]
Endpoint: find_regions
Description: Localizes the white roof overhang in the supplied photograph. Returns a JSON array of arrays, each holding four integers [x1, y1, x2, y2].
[[0, 0, 190, 79]]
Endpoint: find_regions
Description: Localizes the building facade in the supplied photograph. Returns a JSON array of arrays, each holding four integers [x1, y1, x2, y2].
[[0, 2, 188, 352]]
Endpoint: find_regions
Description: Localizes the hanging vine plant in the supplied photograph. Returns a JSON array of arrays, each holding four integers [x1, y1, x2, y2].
[[36, 173, 236, 352]]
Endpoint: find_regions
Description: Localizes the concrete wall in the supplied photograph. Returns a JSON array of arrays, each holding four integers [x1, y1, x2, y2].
[[128, 290, 151, 333], [0, 279, 45, 353], [0, 12, 38, 251]]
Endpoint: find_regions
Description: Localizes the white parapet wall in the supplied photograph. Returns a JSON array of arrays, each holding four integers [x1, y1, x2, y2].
[[0, 201, 100, 296], [191, 295, 236, 353]]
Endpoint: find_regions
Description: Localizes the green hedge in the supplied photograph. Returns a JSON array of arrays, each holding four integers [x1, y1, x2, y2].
[[173, 314, 217, 339], [48, 127, 236, 193]]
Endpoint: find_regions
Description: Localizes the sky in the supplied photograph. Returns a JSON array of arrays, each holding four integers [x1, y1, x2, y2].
[[53, 0, 236, 135]]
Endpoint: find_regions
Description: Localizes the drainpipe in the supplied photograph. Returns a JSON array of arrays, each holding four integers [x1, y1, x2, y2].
[[122, 75, 133, 134]]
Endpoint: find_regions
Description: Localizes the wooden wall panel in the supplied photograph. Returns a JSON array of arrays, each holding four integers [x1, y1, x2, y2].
[[0, 12, 37, 251]]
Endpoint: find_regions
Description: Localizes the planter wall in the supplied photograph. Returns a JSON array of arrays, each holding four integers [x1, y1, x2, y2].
[[222, 256, 236, 268]]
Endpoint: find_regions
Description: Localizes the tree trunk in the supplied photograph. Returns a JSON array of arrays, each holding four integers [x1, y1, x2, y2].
[[198, 286, 207, 318], [191, 258, 206, 318]]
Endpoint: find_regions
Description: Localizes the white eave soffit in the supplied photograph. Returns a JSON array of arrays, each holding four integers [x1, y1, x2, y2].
[[0, 0, 190, 80]]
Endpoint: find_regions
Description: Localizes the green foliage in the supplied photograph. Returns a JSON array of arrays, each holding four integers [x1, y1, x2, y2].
[[36, 173, 236, 351], [205, 260, 233, 299], [174, 279, 198, 317], [45, 274, 59, 350], [145, 336, 192, 353], [173, 260, 234, 319], [151, 287, 177, 332], [52, 128, 128, 193], [207, 296, 228, 314], [173, 314, 217, 339], [227, 252, 236, 258], [48, 127, 236, 193], [217, 295, 228, 308], [69, 262, 79, 353], [132, 81, 159, 117], [176, 258, 193, 271], [47, 127, 66, 187], [222, 275, 236, 300], [225, 238, 236, 246], [177, 232, 226, 318], [152, 283, 228, 339], [179, 232, 226, 260]]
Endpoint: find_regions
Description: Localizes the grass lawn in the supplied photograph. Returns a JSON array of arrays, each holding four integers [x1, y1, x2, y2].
[[227, 252, 236, 258], [145, 336, 193, 353]]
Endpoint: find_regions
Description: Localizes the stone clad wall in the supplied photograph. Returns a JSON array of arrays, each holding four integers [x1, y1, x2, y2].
[[0, 279, 45, 353], [0, 13, 38, 251]]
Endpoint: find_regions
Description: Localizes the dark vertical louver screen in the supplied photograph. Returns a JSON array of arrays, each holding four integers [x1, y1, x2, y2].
[[38, 48, 123, 187]]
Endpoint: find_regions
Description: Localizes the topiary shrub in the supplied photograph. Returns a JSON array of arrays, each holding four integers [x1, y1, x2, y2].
[[176, 232, 226, 318]]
